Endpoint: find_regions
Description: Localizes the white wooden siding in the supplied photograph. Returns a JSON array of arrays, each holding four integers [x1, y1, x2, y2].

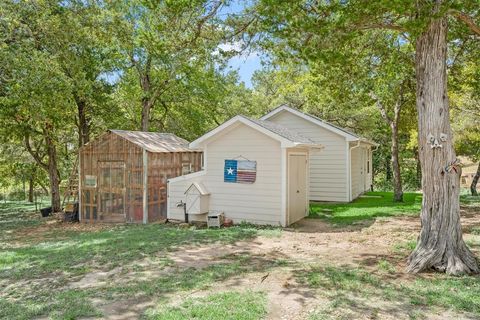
[[350, 144, 371, 199], [268, 111, 348, 202], [168, 123, 283, 225]]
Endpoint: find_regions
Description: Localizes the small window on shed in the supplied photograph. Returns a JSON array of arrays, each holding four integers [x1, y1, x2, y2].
[[85, 175, 97, 187], [367, 161, 370, 174], [182, 163, 192, 175]]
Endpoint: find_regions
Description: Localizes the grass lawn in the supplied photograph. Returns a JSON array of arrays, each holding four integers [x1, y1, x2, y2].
[[1, 194, 480, 319], [0, 200, 281, 319], [309, 191, 422, 225], [145, 291, 267, 320]]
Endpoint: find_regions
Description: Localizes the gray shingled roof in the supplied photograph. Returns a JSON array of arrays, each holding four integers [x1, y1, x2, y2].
[[277, 104, 360, 138], [109, 130, 198, 153], [241, 116, 315, 145]]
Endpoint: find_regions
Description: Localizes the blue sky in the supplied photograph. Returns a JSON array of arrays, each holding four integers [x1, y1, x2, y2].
[[219, 1, 263, 88], [227, 50, 262, 88]]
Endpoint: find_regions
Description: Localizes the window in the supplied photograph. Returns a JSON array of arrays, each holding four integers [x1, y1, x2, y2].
[[367, 161, 370, 174], [85, 175, 97, 187], [182, 163, 192, 175]]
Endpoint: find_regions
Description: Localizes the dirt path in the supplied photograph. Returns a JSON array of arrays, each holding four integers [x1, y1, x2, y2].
[[71, 208, 480, 319]]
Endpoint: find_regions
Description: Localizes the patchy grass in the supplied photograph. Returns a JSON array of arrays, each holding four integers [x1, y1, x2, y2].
[[461, 194, 480, 208], [0, 201, 283, 319], [309, 192, 422, 225], [1, 194, 479, 319], [299, 265, 480, 319], [0, 201, 46, 242], [392, 240, 417, 254], [0, 289, 101, 320], [1, 224, 263, 280], [145, 291, 267, 320]]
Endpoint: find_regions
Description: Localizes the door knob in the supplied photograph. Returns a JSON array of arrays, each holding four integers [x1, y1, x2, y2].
[[297, 190, 300, 193]]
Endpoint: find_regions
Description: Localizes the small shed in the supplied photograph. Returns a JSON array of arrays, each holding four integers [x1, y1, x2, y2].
[[79, 130, 202, 223], [168, 115, 323, 226], [261, 105, 378, 202]]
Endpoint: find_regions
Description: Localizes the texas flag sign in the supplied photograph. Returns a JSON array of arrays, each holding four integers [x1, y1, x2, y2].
[[224, 159, 257, 184]]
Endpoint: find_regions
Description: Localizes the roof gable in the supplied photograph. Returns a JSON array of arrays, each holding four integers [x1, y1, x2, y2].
[[261, 105, 362, 142], [189, 115, 316, 148]]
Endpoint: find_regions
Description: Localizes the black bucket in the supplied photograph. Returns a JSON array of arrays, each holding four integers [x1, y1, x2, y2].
[[40, 207, 52, 217]]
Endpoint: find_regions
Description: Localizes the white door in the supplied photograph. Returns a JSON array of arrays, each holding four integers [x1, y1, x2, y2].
[[288, 154, 307, 225]]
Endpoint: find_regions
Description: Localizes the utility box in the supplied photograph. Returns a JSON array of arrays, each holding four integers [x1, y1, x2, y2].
[[207, 212, 224, 228], [184, 182, 210, 215]]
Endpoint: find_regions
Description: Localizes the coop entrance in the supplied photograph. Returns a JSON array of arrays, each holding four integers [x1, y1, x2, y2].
[[97, 161, 126, 222]]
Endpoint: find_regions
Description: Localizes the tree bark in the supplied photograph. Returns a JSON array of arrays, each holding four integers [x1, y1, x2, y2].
[[371, 92, 404, 202], [141, 97, 152, 131], [391, 122, 403, 202], [385, 154, 392, 182], [414, 147, 422, 189], [44, 125, 61, 212], [28, 177, 34, 203], [75, 95, 90, 147], [407, 14, 478, 275], [471, 162, 480, 196]]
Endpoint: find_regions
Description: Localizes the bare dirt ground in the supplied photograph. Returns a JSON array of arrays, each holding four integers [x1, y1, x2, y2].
[[7, 207, 478, 319], [68, 206, 480, 320]]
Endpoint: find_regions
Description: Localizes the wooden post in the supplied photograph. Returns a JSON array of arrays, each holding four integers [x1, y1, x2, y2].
[[142, 149, 148, 224]]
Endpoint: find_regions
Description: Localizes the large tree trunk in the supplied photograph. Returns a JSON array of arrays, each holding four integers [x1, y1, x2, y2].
[[391, 123, 403, 202], [471, 162, 480, 196], [75, 95, 90, 147], [141, 97, 152, 131], [44, 126, 61, 212], [407, 15, 478, 275]]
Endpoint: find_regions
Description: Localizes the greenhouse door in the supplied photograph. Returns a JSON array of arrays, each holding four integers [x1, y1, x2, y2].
[[97, 161, 126, 222]]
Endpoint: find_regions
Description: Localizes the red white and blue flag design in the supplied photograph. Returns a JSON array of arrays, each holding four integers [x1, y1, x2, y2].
[[224, 159, 257, 184]]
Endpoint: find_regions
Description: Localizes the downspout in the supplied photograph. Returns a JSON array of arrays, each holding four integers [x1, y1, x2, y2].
[[349, 140, 362, 201], [370, 144, 379, 191]]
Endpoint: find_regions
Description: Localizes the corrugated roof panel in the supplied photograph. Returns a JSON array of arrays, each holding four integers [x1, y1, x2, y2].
[[109, 130, 199, 153]]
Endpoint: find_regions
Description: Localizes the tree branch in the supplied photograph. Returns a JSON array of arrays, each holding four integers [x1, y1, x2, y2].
[[450, 10, 480, 36], [370, 92, 393, 125], [24, 132, 48, 170]]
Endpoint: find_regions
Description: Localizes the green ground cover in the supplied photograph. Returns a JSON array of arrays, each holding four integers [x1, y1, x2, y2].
[[309, 191, 423, 225]]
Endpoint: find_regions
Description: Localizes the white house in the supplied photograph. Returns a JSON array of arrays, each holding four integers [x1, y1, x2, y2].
[[167, 115, 323, 227], [261, 105, 377, 202]]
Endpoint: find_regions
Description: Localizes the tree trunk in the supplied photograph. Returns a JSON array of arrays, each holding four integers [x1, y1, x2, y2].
[[414, 147, 422, 190], [407, 15, 478, 275], [28, 177, 34, 203], [385, 154, 392, 182], [44, 126, 61, 212], [76, 95, 90, 147], [141, 97, 151, 131], [391, 123, 403, 202], [471, 162, 480, 196]]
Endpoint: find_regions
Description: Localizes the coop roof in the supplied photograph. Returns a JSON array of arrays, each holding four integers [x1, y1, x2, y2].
[[109, 130, 198, 153], [185, 182, 210, 195]]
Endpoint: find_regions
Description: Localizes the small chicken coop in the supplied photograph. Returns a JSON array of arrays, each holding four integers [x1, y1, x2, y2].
[[185, 182, 210, 215], [79, 130, 202, 223]]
